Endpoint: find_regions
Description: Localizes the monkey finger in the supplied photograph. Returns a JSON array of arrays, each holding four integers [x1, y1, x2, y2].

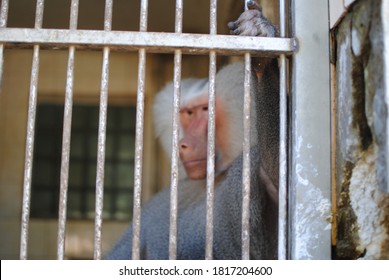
[[227, 21, 238, 31], [246, 0, 262, 12], [237, 9, 261, 25], [231, 27, 241, 35]]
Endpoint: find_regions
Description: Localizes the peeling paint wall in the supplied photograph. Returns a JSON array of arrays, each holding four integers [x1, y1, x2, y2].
[[333, 0, 389, 259]]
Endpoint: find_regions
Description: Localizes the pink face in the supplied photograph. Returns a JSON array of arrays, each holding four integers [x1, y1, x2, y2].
[[179, 95, 228, 180], [179, 95, 209, 180]]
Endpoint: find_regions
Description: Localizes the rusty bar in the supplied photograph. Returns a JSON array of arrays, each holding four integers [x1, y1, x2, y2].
[[205, 0, 217, 261], [209, 0, 217, 36], [174, 0, 183, 33], [241, 0, 252, 261], [0, 0, 8, 28], [278, 0, 288, 260], [169, 0, 183, 260], [132, 0, 148, 260], [241, 52, 252, 260], [57, 0, 79, 260], [0, 29, 296, 56], [69, 0, 79, 30], [0, 0, 9, 92], [34, 0, 45, 29], [20, 44, 40, 261], [131, 48, 146, 260], [139, 0, 148, 32], [169, 50, 181, 260], [94, 46, 110, 260], [103, 0, 113, 31], [20, 0, 45, 260], [94, 0, 113, 260]]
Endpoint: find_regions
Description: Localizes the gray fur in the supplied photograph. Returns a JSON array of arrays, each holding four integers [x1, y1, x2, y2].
[[106, 146, 276, 259]]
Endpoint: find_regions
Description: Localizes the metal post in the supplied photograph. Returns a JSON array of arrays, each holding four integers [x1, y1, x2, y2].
[[57, 0, 79, 260], [289, 0, 331, 259], [20, 0, 45, 260], [169, 0, 183, 261], [241, 0, 252, 261], [132, 0, 149, 260], [94, 0, 113, 260], [205, 0, 217, 261]]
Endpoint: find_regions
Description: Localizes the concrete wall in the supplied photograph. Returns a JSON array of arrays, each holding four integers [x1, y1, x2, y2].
[[333, 0, 389, 259]]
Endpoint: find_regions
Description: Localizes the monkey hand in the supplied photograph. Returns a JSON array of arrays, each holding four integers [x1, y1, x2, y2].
[[228, 0, 278, 38]]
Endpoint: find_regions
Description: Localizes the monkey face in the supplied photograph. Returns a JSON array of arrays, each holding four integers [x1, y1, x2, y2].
[[179, 96, 209, 180]]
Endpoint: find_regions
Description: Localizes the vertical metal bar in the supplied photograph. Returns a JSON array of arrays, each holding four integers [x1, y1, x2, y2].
[[289, 0, 331, 259], [205, 0, 217, 261], [0, 0, 8, 27], [20, 0, 45, 260], [278, 0, 288, 260], [241, 0, 252, 261], [132, 0, 148, 260], [241, 53, 251, 260], [94, 0, 113, 260], [34, 0, 45, 29], [0, 0, 9, 93], [169, 0, 183, 260], [57, 0, 79, 260]]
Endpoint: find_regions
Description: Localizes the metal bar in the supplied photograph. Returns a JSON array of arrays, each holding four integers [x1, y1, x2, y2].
[[174, 0, 183, 34], [94, 0, 113, 260], [132, 0, 149, 260], [0, 0, 8, 28], [241, 0, 252, 261], [34, 0, 45, 29], [139, 0, 148, 32], [0, 28, 296, 56], [0, 0, 9, 92], [241, 53, 252, 260], [289, 0, 331, 259], [103, 0, 113, 32], [205, 0, 217, 260], [169, 0, 183, 260], [57, 0, 79, 260], [20, 44, 39, 261], [69, 0, 79, 30], [278, 0, 288, 260], [20, 0, 45, 260], [94, 46, 109, 260]]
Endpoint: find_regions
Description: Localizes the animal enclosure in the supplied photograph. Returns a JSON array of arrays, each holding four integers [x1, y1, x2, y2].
[[0, 0, 339, 260]]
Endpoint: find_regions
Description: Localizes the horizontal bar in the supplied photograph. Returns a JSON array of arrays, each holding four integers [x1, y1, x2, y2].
[[0, 28, 296, 55]]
